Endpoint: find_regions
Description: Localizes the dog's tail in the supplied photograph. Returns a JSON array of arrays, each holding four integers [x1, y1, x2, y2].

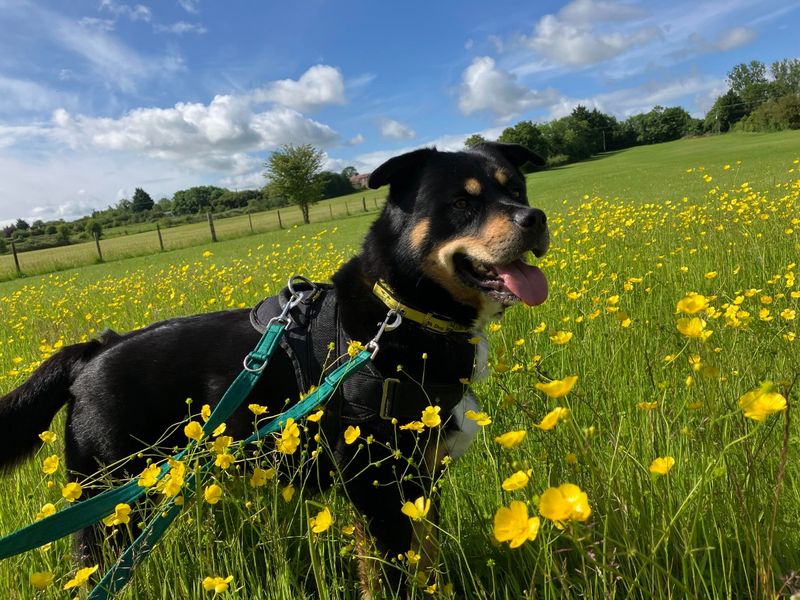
[[0, 337, 111, 471]]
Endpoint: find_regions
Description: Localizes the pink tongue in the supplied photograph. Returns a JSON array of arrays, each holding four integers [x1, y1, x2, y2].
[[495, 260, 548, 306]]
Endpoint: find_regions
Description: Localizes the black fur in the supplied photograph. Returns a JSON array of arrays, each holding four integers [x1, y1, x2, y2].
[[0, 143, 549, 593]]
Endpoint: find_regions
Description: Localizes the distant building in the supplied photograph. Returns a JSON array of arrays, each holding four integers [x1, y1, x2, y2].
[[349, 173, 371, 189]]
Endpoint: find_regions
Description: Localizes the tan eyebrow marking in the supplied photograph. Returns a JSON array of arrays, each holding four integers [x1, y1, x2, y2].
[[494, 169, 509, 185], [464, 178, 482, 196]]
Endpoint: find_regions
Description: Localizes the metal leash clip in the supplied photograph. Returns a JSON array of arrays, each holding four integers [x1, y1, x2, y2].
[[365, 309, 402, 359]]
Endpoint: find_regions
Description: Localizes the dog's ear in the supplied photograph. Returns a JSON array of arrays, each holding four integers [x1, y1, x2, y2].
[[368, 148, 436, 189], [473, 142, 545, 169]]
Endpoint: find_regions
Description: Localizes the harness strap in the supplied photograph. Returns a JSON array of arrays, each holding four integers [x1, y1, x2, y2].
[[0, 321, 285, 561], [88, 350, 373, 599]]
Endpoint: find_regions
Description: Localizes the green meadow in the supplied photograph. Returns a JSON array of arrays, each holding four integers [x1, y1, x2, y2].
[[0, 130, 798, 598]]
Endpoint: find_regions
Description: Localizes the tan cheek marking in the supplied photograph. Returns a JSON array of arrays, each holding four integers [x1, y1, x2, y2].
[[422, 237, 486, 310], [464, 178, 482, 196], [494, 169, 509, 185], [409, 218, 430, 252]]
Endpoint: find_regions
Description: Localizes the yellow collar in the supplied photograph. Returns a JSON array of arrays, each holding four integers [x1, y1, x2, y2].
[[371, 279, 471, 334]]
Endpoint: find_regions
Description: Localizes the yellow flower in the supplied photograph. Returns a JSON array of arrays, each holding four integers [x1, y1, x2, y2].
[[536, 407, 570, 431], [35, 502, 56, 521], [676, 292, 708, 314], [637, 401, 658, 410], [29, 571, 54, 589], [307, 409, 324, 423], [138, 463, 160, 488], [202, 250, 213, 258], [399, 421, 425, 432], [494, 430, 526, 450], [649, 456, 676, 475], [212, 423, 226, 437], [214, 453, 235, 469], [158, 458, 186, 497], [42, 454, 59, 475], [210, 435, 233, 454], [102, 503, 132, 527], [276, 418, 301, 454], [549, 330, 573, 345], [202, 575, 233, 594], [401, 496, 431, 521], [501, 469, 532, 491], [493, 500, 540, 548], [248, 403, 268, 415], [488, 322, 502, 333], [421, 405, 441, 427], [184, 420, 204, 441], [281, 483, 295, 502], [405, 550, 421, 565], [565, 452, 578, 465], [249, 467, 275, 488], [204, 483, 223, 505], [676, 317, 712, 341], [464, 409, 492, 426], [61, 482, 83, 502], [538, 483, 592, 527], [738, 382, 787, 422], [704, 271, 718, 279], [347, 340, 366, 357], [533, 322, 546, 333], [63, 565, 99, 590], [781, 308, 796, 321], [309, 506, 333, 533], [38, 430, 57, 444], [201, 404, 211, 422], [535, 375, 578, 398], [344, 425, 360, 445]]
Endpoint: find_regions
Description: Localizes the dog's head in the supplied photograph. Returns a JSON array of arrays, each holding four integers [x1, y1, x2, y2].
[[367, 142, 549, 318]]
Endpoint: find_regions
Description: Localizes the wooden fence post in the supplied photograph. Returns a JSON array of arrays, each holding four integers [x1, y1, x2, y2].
[[374, 197, 378, 209], [345, 201, 350, 216], [248, 213, 254, 233], [207, 212, 217, 242], [362, 196, 367, 212], [329, 204, 333, 219], [277, 210, 283, 229], [11, 241, 21, 276], [94, 232, 103, 262], [156, 224, 164, 251]]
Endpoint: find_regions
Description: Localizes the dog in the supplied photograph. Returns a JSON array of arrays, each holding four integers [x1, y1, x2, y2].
[[0, 142, 549, 596]]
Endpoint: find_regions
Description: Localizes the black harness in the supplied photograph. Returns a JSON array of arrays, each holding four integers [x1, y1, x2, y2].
[[250, 282, 474, 427]]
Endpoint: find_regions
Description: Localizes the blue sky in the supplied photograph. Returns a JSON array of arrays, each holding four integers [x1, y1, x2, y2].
[[0, 0, 798, 223]]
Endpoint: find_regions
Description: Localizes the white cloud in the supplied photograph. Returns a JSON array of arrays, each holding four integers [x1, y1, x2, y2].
[[523, 0, 662, 68], [548, 74, 726, 119], [346, 133, 365, 145], [0, 75, 76, 115], [250, 65, 346, 113], [177, 0, 200, 14], [154, 21, 207, 34], [379, 119, 416, 140], [79, 17, 116, 31], [99, 1, 152, 22], [458, 56, 559, 122], [690, 26, 756, 52]]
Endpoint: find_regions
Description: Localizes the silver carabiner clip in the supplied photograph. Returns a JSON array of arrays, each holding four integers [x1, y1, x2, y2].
[[365, 309, 402, 359]]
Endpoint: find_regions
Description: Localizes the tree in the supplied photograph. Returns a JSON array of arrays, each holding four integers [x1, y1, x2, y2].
[[85, 219, 102, 239], [464, 134, 488, 148], [56, 224, 70, 244], [15, 219, 30, 230], [171, 186, 227, 214], [704, 90, 747, 133], [131, 187, 154, 212], [341, 166, 358, 179], [319, 171, 356, 199], [265, 144, 325, 224], [728, 60, 770, 112]]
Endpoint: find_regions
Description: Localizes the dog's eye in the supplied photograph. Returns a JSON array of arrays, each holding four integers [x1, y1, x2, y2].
[[453, 198, 469, 210]]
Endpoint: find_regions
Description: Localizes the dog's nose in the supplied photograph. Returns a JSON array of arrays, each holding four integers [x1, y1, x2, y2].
[[513, 208, 547, 230]]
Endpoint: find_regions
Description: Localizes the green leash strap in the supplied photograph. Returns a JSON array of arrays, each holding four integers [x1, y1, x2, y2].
[[0, 321, 286, 561], [88, 350, 373, 599]]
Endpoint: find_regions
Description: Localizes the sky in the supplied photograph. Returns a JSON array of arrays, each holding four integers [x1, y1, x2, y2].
[[0, 0, 798, 224]]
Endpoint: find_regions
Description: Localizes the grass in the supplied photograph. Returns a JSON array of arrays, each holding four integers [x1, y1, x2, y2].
[[0, 130, 798, 598]]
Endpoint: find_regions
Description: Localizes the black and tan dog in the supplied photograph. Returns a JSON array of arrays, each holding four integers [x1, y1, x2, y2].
[[0, 142, 549, 595]]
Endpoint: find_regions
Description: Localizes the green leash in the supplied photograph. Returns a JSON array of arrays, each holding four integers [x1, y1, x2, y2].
[[0, 276, 402, 598]]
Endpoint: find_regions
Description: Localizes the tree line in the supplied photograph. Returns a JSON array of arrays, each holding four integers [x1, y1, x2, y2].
[[465, 58, 800, 168]]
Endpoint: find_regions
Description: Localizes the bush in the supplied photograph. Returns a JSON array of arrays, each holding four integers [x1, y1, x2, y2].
[[546, 154, 570, 167], [736, 94, 800, 132]]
